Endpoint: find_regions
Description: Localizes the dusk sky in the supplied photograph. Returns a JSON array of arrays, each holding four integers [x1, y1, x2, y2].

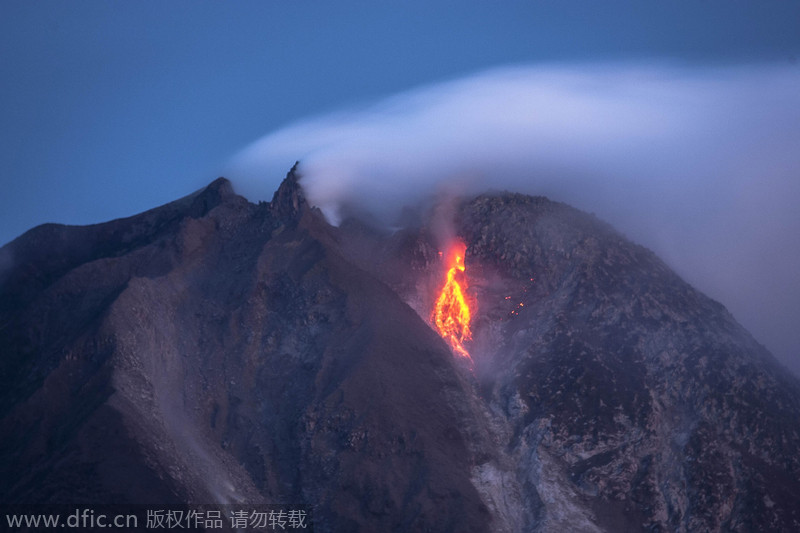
[[1, 2, 799, 373]]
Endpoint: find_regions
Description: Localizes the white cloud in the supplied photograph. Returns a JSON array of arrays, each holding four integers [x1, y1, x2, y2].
[[229, 62, 800, 374]]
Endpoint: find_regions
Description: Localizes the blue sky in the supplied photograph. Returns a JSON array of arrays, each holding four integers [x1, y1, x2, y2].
[[2, 1, 798, 246], [1, 1, 800, 373]]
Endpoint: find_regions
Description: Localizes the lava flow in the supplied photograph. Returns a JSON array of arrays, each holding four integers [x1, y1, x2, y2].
[[431, 240, 473, 359]]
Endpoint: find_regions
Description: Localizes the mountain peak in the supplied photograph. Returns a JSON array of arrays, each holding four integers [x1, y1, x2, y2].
[[204, 176, 235, 198], [269, 162, 307, 221], [182, 176, 236, 216]]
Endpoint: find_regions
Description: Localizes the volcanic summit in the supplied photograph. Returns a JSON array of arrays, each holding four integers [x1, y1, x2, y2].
[[1, 167, 799, 532]]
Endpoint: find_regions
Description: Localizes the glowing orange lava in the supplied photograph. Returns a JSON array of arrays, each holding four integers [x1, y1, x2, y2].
[[432, 240, 473, 359]]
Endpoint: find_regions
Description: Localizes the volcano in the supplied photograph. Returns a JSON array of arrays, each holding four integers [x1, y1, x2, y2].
[[1, 166, 799, 532]]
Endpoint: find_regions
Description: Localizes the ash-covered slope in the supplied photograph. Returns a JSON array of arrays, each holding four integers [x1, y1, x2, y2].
[[0, 170, 494, 532], [1, 168, 799, 532], [328, 192, 800, 532], [457, 195, 800, 532]]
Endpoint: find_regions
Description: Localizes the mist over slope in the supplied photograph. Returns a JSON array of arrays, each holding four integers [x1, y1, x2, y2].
[[230, 63, 800, 375]]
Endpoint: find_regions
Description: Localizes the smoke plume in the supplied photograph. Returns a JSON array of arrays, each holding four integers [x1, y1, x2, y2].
[[229, 63, 800, 375]]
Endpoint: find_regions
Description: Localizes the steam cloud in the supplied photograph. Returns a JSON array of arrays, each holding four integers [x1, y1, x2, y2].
[[230, 63, 800, 374]]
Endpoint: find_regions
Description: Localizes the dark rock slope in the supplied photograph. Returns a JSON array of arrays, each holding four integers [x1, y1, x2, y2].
[[457, 194, 800, 532], [1, 168, 799, 532]]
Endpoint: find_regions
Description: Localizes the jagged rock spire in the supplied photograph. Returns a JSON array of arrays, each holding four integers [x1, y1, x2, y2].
[[269, 162, 307, 222]]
